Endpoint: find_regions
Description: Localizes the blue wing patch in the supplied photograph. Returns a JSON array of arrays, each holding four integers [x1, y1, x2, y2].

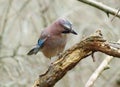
[[27, 38, 47, 55], [37, 38, 47, 48]]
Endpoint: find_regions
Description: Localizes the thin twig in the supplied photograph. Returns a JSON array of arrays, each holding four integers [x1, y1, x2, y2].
[[77, 0, 120, 18], [85, 40, 120, 87], [111, 9, 120, 22], [32, 31, 120, 87]]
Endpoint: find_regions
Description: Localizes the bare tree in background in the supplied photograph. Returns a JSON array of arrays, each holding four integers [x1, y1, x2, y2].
[[0, 0, 120, 87]]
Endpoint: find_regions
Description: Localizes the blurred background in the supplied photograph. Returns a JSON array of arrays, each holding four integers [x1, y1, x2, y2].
[[0, 0, 120, 87]]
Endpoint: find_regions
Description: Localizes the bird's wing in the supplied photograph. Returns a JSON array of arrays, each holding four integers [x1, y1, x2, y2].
[[37, 33, 50, 48], [27, 33, 49, 55], [37, 37, 47, 48], [27, 38, 47, 55]]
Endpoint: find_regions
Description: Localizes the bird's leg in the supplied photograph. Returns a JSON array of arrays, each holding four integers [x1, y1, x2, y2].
[[57, 53, 63, 59], [50, 56, 57, 65]]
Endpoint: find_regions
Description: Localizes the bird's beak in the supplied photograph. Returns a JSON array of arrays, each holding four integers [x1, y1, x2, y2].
[[70, 29, 78, 35]]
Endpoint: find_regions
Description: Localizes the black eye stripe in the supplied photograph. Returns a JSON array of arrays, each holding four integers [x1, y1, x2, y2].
[[62, 29, 70, 33]]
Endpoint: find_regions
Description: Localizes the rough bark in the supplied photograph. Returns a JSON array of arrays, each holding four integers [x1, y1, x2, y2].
[[32, 30, 120, 87]]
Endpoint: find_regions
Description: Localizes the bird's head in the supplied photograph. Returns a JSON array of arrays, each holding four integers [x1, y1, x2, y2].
[[58, 18, 77, 35]]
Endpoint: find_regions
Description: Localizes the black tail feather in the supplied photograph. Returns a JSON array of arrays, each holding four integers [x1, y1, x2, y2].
[[27, 45, 40, 55]]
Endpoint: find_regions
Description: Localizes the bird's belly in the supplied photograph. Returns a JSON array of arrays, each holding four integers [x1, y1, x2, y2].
[[41, 36, 67, 58]]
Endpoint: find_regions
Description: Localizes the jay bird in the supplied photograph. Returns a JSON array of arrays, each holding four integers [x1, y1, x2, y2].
[[27, 18, 77, 59]]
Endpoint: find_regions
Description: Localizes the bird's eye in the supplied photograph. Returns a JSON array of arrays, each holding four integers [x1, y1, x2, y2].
[[62, 29, 70, 34]]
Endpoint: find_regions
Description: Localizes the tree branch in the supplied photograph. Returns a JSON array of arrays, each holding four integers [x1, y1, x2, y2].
[[77, 0, 120, 18], [32, 30, 120, 87], [85, 40, 120, 87]]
